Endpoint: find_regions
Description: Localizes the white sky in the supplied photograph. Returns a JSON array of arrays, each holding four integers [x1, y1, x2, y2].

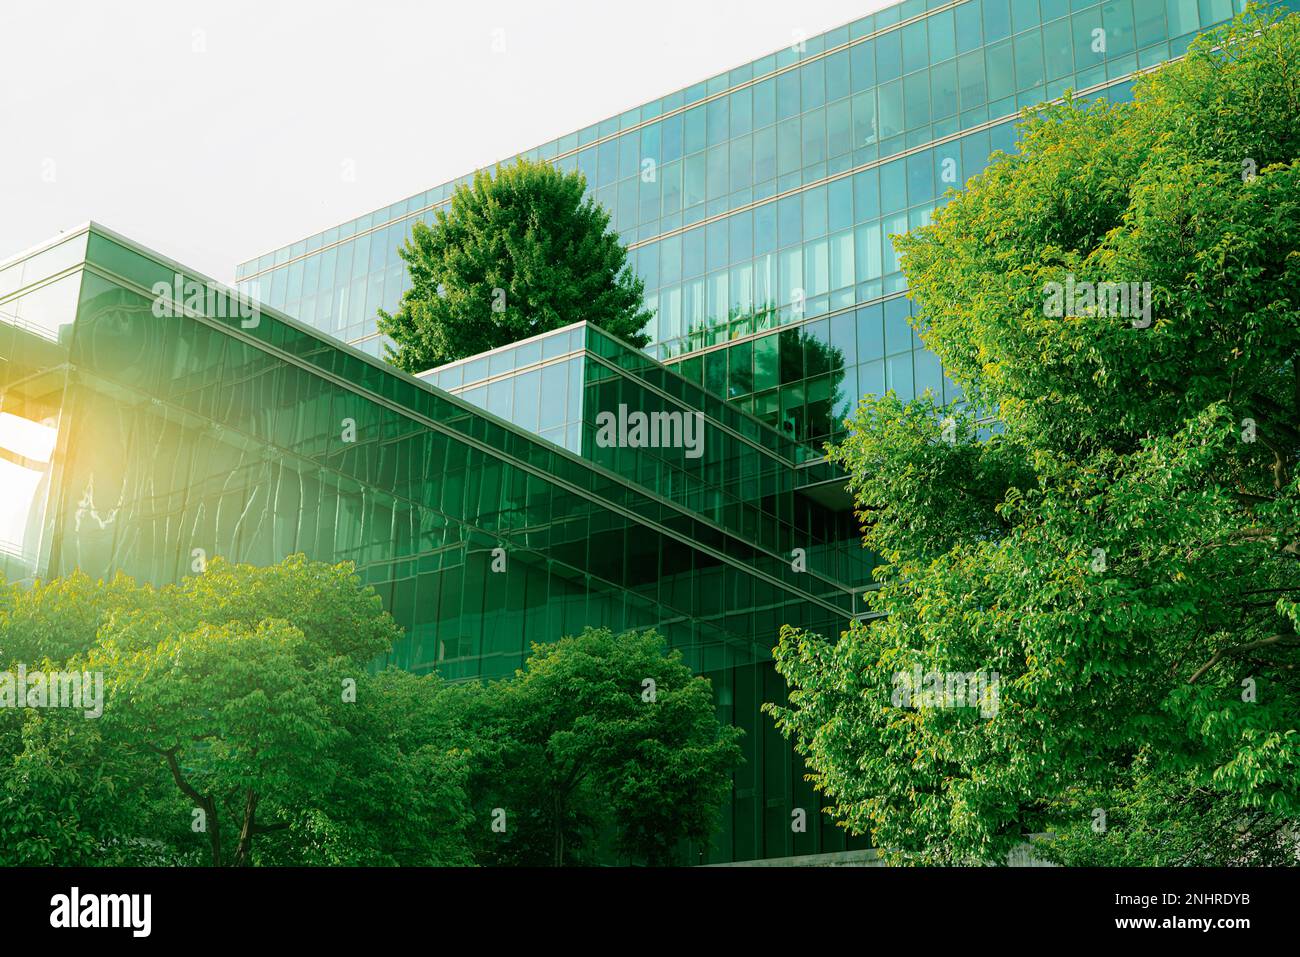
[[1, 0, 893, 281]]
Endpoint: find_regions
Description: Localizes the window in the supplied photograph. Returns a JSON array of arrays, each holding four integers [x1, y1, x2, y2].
[[984, 0, 1012, 44], [753, 77, 776, 128], [1043, 19, 1075, 80], [904, 71, 930, 128], [825, 49, 850, 101], [829, 230, 854, 291], [852, 90, 878, 146], [729, 135, 753, 189], [777, 194, 802, 247], [707, 220, 729, 273], [684, 153, 706, 208], [886, 351, 913, 398], [778, 247, 803, 308], [877, 80, 903, 138], [884, 297, 915, 354], [854, 223, 883, 281], [915, 349, 944, 400], [850, 39, 876, 91], [777, 70, 801, 120], [659, 234, 682, 285], [1012, 0, 1041, 34], [880, 160, 906, 215], [800, 60, 825, 111], [827, 99, 853, 157], [858, 303, 884, 361], [929, 9, 956, 63], [682, 228, 705, 278], [828, 177, 853, 233], [1102, 1, 1136, 58], [1166, 0, 1199, 36], [901, 20, 928, 74], [956, 1, 983, 54], [985, 40, 1015, 102], [730, 88, 753, 137], [597, 139, 618, 186], [801, 109, 826, 166], [753, 126, 777, 183], [777, 118, 802, 176], [1072, 11, 1106, 67], [707, 97, 729, 146], [804, 238, 829, 297], [853, 168, 879, 222], [661, 114, 684, 163], [754, 203, 777, 255], [730, 262, 754, 315], [1013, 30, 1044, 91], [931, 60, 958, 119], [707, 144, 729, 200], [906, 152, 934, 204], [661, 160, 682, 215], [619, 133, 639, 179], [876, 28, 902, 82], [803, 186, 827, 239]]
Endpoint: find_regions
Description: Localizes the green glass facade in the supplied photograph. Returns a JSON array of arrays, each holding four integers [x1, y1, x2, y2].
[[7, 0, 1289, 865], [2, 224, 873, 862], [236, 0, 1275, 448]]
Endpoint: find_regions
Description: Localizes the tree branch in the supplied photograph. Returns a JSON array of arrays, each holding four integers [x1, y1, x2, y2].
[[148, 744, 222, 866], [1187, 635, 1300, 684]]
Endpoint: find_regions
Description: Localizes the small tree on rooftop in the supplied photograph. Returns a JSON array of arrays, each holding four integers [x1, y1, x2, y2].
[[378, 158, 652, 372]]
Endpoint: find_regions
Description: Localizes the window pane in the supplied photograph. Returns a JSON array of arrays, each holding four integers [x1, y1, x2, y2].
[[901, 21, 928, 74], [803, 185, 827, 238], [801, 110, 826, 166], [1013, 30, 1044, 91], [878, 80, 903, 138], [904, 71, 930, 128], [825, 49, 850, 101], [931, 60, 958, 119], [986, 40, 1015, 102], [958, 50, 988, 109], [827, 98, 853, 156], [852, 90, 879, 146], [800, 60, 825, 110], [984, 0, 1012, 43], [929, 9, 956, 62]]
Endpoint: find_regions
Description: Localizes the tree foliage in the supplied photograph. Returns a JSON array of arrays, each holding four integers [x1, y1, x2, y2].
[[466, 627, 743, 866], [0, 563, 740, 866], [0, 557, 474, 866], [767, 9, 1300, 865], [378, 158, 652, 371]]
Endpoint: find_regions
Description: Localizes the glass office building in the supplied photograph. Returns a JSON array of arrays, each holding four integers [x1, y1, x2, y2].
[[1, 223, 873, 862], [236, 0, 1279, 450], [7, 1, 1290, 864]]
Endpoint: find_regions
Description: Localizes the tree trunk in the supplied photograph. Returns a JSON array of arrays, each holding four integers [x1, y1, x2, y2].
[[552, 794, 565, 867], [160, 747, 221, 866], [233, 788, 258, 866]]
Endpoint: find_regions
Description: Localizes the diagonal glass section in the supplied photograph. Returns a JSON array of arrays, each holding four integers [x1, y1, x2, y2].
[[0, 222, 876, 861]]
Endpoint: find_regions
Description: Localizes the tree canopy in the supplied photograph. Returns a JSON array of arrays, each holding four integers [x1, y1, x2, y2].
[[465, 627, 743, 866], [378, 158, 652, 372], [0, 561, 740, 866], [0, 557, 473, 866], [767, 8, 1300, 865]]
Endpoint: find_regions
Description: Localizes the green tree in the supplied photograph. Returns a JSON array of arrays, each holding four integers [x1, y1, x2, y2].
[[468, 627, 743, 866], [767, 8, 1300, 865], [0, 556, 478, 866], [0, 573, 181, 865], [378, 158, 652, 371], [266, 668, 477, 866]]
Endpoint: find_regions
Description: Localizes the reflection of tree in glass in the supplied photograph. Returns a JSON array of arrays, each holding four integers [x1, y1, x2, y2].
[[678, 301, 847, 448]]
